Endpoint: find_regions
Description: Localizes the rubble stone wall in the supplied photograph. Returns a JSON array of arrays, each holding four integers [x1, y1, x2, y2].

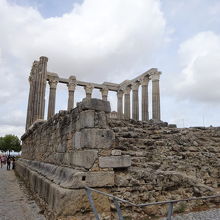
[[16, 99, 220, 219]]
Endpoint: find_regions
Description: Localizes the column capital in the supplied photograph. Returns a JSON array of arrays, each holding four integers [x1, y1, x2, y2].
[[117, 90, 123, 98], [131, 81, 140, 91], [68, 75, 76, 91], [100, 87, 109, 96], [140, 76, 150, 86], [150, 72, 161, 81], [39, 56, 48, 63], [123, 86, 131, 95], [85, 83, 94, 95], [49, 78, 58, 89]]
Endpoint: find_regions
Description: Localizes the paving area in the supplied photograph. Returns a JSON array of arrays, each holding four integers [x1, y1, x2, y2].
[[0, 165, 46, 220], [160, 208, 220, 220]]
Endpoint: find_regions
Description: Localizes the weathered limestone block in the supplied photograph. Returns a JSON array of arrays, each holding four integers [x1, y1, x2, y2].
[[99, 155, 131, 168], [66, 150, 98, 169], [111, 149, 122, 156], [76, 110, 95, 130], [77, 98, 111, 113], [81, 129, 115, 149], [57, 143, 66, 153], [95, 111, 108, 128], [72, 131, 81, 149], [73, 129, 115, 149]]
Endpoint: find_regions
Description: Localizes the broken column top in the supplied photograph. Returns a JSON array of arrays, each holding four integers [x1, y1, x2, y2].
[[77, 98, 111, 113]]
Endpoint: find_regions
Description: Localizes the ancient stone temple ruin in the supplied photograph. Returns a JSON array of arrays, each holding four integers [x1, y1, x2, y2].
[[16, 57, 220, 220], [25, 56, 161, 131]]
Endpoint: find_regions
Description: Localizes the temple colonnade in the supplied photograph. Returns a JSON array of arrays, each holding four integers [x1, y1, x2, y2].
[[26, 56, 161, 130]]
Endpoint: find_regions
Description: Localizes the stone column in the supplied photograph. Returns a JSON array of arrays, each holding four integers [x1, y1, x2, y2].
[[117, 90, 123, 119], [100, 87, 108, 101], [31, 61, 39, 123], [47, 79, 58, 119], [25, 76, 33, 130], [123, 86, 131, 120], [39, 56, 48, 119], [132, 82, 140, 120], [34, 56, 48, 121], [84, 83, 94, 99], [150, 72, 161, 121], [67, 76, 76, 110], [141, 77, 149, 121]]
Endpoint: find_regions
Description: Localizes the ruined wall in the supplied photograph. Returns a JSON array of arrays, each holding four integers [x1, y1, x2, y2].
[[17, 99, 220, 219], [108, 119, 220, 218], [22, 98, 116, 170]]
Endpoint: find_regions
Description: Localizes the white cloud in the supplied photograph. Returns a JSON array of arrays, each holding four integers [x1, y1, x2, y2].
[[0, 0, 167, 136], [174, 31, 220, 103]]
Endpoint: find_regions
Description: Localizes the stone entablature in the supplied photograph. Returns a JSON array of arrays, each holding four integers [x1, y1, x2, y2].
[[26, 56, 162, 130]]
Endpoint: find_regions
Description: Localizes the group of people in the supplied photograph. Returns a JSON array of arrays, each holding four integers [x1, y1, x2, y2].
[[0, 155, 15, 170]]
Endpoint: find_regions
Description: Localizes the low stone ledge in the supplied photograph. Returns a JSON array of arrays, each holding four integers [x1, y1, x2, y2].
[[17, 159, 114, 188], [15, 159, 111, 218], [99, 155, 131, 168]]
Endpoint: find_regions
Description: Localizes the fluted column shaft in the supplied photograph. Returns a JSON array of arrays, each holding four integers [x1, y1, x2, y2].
[[124, 87, 131, 119], [26, 76, 33, 130], [68, 90, 75, 110], [67, 76, 76, 110], [132, 82, 140, 120], [141, 78, 149, 121], [117, 90, 123, 119], [151, 72, 161, 121], [101, 87, 108, 101], [38, 56, 48, 120], [47, 80, 58, 119]]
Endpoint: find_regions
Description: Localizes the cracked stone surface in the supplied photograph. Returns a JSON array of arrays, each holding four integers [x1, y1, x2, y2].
[[0, 166, 46, 220]]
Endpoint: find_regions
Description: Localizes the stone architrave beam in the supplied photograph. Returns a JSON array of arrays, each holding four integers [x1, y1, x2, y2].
[[150, 72, 161, 121]]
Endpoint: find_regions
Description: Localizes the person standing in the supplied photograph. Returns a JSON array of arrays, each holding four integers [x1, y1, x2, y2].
[[6, 156, 11, 170], [0, 156, 3, 168]]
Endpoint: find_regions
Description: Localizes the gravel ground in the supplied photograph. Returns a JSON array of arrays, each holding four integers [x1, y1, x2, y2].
[[0, 165, 46, 220], [160, 208, 220, 220]]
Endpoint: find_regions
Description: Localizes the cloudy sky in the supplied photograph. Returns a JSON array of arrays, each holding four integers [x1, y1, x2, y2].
[[0, 0, 220, 137]]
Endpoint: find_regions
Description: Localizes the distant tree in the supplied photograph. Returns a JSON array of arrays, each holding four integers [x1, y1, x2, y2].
[[0, 137, 4, 152], [0, 134, 21, 155]]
